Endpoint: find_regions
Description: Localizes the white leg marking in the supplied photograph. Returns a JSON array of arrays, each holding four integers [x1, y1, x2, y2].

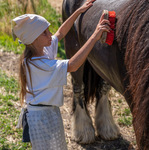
[[72, 94, 95, 144], [95, 94, 120, 140]]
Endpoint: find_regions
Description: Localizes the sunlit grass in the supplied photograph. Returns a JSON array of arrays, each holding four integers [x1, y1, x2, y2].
[[0, 32, 25, 54], [0, 70, 31, 149], [118, 107, 132, 126]]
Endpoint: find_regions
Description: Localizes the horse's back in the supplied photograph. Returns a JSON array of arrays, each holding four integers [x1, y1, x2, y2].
[[96, 0, 130, 10]]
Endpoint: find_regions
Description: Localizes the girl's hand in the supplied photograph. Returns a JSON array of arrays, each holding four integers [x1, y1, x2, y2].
[[78, 0, 96, 13], [93, 13, 111, 41]]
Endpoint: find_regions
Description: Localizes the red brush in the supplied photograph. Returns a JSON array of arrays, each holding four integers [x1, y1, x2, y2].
[[100, 10, 116, 45]]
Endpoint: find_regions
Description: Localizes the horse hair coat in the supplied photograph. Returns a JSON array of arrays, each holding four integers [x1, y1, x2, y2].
[[62, 0, 149, 149]]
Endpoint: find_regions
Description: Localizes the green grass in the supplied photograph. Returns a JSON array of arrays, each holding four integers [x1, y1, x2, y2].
[[0, 32, 25, 54], [118, 116, 132, 126], [0, 0, 66, 58], [0, 70, 31, 150], [0, 70, 18, 94], [118, 99, 122, 103], [118, 108, 132, 126]]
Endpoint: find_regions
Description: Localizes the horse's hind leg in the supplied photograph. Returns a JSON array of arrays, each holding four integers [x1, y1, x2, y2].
[[71, 70, 95, 144], [95, 80, 120, 140]]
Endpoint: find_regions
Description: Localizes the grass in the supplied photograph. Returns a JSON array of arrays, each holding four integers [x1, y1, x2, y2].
[[0, 32, 24, 54], [0, 70, 31, 150], [0, 0, 66, 58], [118, 116, 132, 126], [109, 90, 133, 127], [118, 105, 132, 126]]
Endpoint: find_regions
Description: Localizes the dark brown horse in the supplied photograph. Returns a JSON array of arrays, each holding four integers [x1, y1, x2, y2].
[[62, 0, 149, 149]]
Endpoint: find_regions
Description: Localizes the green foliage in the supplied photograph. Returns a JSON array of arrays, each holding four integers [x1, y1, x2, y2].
[[118, 116, 132, 126], [118, 108, 132, 126], [0, 0, 66, 58], [0, 70, 19, 94], [0, 70, 31, 149], [0, 0, 24, 33], [118, 99, 122, 103], [123, 108, 131, 116], [0, 32, 25, 54]]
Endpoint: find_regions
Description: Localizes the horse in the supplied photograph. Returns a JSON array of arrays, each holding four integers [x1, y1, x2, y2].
[[62, 0, 149, 149]]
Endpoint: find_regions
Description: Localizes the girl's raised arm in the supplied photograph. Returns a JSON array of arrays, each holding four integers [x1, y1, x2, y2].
[[54, 0, 96, 41]]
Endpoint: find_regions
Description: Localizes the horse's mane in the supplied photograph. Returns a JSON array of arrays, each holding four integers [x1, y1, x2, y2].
[[116, 0, 149, 149]]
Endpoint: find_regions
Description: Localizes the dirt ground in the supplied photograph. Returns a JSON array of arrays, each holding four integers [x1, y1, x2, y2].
[[0, 50, 136, 150], [0, 0, 136, 149]]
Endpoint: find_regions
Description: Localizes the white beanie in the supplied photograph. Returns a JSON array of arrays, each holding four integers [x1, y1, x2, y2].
[[12, 14, 51, 45]]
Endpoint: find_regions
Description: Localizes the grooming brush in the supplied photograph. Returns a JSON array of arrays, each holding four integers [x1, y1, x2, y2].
[[100, 10, 116, 45]]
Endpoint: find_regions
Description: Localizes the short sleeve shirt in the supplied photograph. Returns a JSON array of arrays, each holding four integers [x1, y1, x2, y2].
[[43, 35, 58, 59], [25, 35, 69, 107]]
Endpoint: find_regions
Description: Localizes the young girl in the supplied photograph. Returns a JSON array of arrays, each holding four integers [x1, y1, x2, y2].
[[12, 0, 111, 149]]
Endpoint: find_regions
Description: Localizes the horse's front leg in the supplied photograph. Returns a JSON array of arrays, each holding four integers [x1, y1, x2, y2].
[[71, 72, 95, 144], [95, 81, 120, 140], [63, 23, 95, 143]]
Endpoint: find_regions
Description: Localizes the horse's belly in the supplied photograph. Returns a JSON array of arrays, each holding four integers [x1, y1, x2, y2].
[[75, 0, 130, 94], [87, 43, 124, 94]]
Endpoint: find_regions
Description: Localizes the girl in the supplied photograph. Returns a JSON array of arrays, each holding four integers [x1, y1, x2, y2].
[[12, 0, 111, 149]]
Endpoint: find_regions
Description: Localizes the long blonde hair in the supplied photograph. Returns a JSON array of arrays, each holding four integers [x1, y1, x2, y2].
[[19, 45, 49, 106], [19, 45, 36, 106]]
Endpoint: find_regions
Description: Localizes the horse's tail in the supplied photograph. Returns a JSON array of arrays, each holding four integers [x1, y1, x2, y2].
[[124, 5, 149, 150], [116, 0, 149, 148], [132, 65, 149, 149], [83, 60, 103, 105]]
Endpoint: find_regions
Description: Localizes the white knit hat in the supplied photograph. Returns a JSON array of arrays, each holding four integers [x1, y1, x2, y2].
[[12, 14, 51, 45]]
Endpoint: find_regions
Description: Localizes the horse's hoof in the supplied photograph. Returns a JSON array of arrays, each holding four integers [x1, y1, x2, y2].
[[96, 122, 120, 140], [72, 122, 95, 144], [72, 104, 95, 144], [95, 94, 120, 140]]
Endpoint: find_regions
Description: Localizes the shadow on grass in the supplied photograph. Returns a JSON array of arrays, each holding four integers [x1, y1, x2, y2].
[[80, 136, 135, 150]]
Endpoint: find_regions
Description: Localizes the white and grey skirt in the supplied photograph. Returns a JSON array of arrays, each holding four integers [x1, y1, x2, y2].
[[23, 105, 67, 150]]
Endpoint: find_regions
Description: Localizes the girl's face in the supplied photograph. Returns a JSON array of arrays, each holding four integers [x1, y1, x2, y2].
[[33, 27, 52, 48]]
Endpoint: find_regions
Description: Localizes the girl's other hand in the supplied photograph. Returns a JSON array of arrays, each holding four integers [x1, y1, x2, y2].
[[78, 0, 96, 13]]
